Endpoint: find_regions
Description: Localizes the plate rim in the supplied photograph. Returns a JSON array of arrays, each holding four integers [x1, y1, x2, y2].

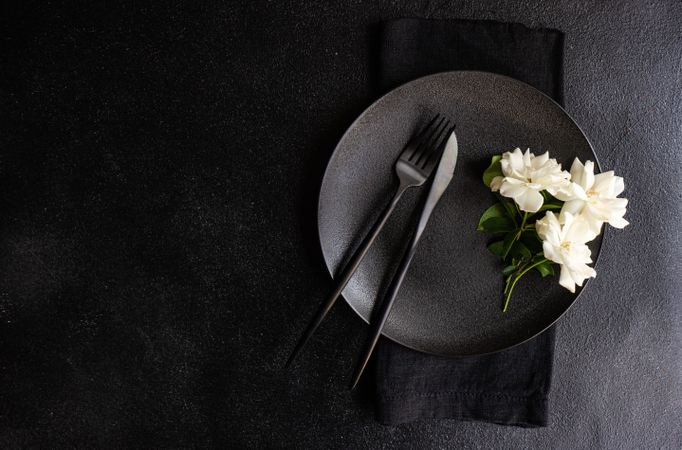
[[316, 70, 605, 357]]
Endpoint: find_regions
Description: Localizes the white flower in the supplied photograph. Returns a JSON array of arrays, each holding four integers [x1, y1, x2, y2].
[[535, 211, 597, 293], [490, 148, 571, 213], [558, 159, 629, 234]]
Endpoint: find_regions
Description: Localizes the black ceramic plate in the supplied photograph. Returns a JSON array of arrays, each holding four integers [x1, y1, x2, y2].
[[318, 71, 602, 357]]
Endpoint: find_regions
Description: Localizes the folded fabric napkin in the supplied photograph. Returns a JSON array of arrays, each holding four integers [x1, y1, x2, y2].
[[374, 18, 564, 427]]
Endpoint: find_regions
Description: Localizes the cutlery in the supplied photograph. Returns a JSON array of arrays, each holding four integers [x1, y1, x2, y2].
[[349, 130, 459, 389], [285, 114, 454, 367]]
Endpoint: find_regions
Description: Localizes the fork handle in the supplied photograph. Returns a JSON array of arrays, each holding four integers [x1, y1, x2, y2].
[[349, 226, 421, 389], [285, 183, 410, 367]]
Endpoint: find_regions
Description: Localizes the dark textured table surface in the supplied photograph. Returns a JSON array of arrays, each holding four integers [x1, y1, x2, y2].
[[1, 1, 681, 448]]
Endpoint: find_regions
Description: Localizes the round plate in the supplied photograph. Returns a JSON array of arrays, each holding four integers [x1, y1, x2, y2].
[[318, 71, 602, 357]]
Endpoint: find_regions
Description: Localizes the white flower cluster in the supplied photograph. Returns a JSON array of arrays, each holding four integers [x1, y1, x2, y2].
[[490, 148, 628, 293]]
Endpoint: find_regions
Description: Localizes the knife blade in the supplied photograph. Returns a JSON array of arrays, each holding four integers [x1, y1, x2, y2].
[[412, 130, 459, 241]]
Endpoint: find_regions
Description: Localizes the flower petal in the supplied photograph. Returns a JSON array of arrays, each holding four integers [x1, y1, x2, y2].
[[559, 199, 585, 223], [584, 197, 628, 230], [608, 216, 629, 229], [559, 265, 576, 293], [570, 159, 596, 191], [501, 148, 525, 177], [568, 241, 593, 264], [490, 176, 504, 192], [536, 211, 562, 245], [569, 158, 585, 188], [498, 178, 527, 198], [514, 188, 544, 213], [582, 161, 596, 190], [572, 263, 596, 287], [534, 151, 549, 166], [565, 215, 598, 244], [612, 176, 625, 196], [542, 240, 562, 264], [592, 171, 616, 197], [522, 148, 532, 168], [557, 182, 586, 203]]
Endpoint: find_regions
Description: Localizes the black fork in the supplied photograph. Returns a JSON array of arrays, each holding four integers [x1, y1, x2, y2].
[[285, 115, 454, 367]]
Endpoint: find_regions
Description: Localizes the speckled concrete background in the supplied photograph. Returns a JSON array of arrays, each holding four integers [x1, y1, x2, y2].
[[1, 1, 680, 448]]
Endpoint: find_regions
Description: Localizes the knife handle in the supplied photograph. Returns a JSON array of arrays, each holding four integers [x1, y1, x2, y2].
[[285, 183, 410, 368], [349, 227, 421, 390]]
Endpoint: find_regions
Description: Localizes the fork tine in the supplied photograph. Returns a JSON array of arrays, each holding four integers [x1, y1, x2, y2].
[[412, 114, 441, 142], [414, 118, 451, 166], [423, 124, 456, 170], [425, 124, 456, 168], [403, 115, 443, 160], [408, 116, 446, 162]]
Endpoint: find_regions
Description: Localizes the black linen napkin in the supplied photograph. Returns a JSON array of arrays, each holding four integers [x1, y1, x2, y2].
[[374, 18, 564, 427]]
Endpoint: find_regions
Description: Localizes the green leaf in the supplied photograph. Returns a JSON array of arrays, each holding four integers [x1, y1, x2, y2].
[[535, 260, 555, 277], [502, 265, 517, 276], [479, 217, 515, 233], [539, 202, 563, 212], [487, 240, 504, 256], [478, 203, 507, 223], [499, 199, 518, 223], [538, 191, 564, 211], [510, 241, 532, 261], [477, 203, 514, 232], [541, 191, 558, 202], [521, 231, 544, 254], [482, 155, 503, 187], [501, 231, 517, 260]]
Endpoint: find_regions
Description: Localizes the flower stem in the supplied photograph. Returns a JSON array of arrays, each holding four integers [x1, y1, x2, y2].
[[502, 258, 549, 312], [503, 273, 513, 294]]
